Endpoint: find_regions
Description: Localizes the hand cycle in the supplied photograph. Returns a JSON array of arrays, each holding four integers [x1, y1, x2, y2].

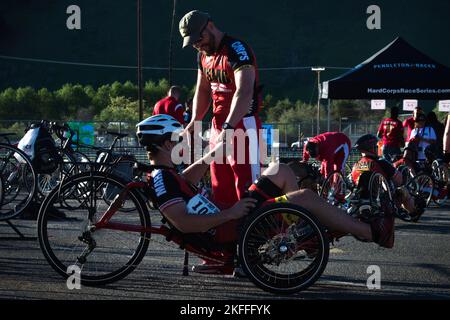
[[37, 160, 335, 295]]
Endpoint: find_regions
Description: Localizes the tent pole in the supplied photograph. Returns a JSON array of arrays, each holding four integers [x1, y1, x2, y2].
[[312, 67, 325, 135], [327, 99, 331, 132]]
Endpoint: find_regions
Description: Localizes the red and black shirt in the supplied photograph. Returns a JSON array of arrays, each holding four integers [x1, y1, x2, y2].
[[149, 168, 198, 211], [351, 155, 397, 187], [197, 34, 262, 126], [149, 168, 281, 212]]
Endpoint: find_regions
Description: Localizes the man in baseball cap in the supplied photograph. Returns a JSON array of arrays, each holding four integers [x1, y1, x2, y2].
[[178, 9, 263, 276], [179, 10, 211, 48]]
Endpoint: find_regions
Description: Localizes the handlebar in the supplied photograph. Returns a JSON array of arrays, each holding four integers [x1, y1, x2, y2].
[[133, 162, 172, 174]]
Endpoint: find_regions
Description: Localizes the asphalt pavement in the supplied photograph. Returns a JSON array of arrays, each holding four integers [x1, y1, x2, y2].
[[0, 204, 449, 301]]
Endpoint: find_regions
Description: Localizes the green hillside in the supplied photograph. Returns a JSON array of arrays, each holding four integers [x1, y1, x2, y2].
[[1, 0, 450, 102]]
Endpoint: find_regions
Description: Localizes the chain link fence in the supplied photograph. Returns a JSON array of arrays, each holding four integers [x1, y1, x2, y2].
[[0, 119, 381, 167]]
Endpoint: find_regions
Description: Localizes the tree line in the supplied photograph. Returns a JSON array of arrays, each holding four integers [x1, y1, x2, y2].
[[2, 79, 436, 140]]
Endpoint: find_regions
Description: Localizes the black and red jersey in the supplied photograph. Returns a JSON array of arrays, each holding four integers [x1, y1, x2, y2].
[[149, 168, 281, 212], [351, 155, 396, 187], [197, 34, 262, 125], [149, 168, 198, 211]]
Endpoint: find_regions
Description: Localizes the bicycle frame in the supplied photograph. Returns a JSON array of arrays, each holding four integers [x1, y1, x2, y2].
[[92, 180, 232, 264]]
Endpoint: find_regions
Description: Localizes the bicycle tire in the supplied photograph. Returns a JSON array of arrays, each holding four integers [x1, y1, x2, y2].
[[239, 203, 329, 295], [430, 161, 448, 207], [0, 143, 37, 221], [319, 171, 348, 205], [36, 149, 84, 201], [37, 171, 151, 286], [407, 173, 434, 209], [368, 172, 394, 216], [0, 175, 4, 209], [397, 165, 415, 186]]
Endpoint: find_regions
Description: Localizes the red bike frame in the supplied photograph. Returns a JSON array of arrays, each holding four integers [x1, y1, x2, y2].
[[93, 181, 232, 263]]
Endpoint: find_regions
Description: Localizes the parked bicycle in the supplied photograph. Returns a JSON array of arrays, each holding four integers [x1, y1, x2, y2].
[[0, 133, 37, 221]]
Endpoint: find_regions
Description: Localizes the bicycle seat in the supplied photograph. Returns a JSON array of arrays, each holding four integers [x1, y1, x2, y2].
[[106, 131, 128, 138]]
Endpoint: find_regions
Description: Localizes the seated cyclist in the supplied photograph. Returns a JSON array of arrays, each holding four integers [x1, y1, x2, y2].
[[393, 140, 419, 174], [352, 134, 425, 220], [137, 116, 398, 274]]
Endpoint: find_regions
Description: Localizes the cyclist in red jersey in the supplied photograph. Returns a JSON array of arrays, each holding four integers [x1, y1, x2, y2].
[[152, 86, 185, 125], [303, 132, 351, 178], [136, 116, 397, 274], [377, 107, 404, 162], [351, 134, 424, 220], [179, 10, 263, 210]]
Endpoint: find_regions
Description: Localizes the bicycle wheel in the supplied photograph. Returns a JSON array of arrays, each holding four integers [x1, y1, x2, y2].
[[101, 157, 138, 212], [239, 203, 329, 295], [398, 165, 415, 186], [319, 171, 348, 206], [431, 160, 448, 206], [72, 150, 92, 173], [37, 171, 151, 286], [0, 143, 37, 221], [368, 172, 394, 218], [0, 175, 4, 209], [36, 149, 80, 200], [407, 174, 434, 208]]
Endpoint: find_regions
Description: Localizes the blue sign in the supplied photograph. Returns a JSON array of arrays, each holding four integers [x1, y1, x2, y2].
[[262, 124, 273, 147]]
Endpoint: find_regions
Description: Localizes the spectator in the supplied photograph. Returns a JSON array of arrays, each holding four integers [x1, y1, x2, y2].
[[444, 114, 450, 163], [426, 111, 445, 154], [152, 86, 185, 125], [403, 106, 424, 142], [377, 106, 404, 162], [409, 113, 437, 161]]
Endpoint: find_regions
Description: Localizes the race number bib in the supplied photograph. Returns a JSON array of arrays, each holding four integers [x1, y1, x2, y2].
[[186, 194, 220, 215]]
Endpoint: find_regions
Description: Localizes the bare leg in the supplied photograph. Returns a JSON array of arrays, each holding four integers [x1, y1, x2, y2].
[[262, 163, 373, 241], [286, 189, 373, 241]]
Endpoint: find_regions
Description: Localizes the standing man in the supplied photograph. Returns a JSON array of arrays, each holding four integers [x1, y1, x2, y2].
[[303, 132, 352, 178], [179, 10, 263, 208], [377, 106, 404, 162], [152, 86, 186, 125], [409, 113, 437, 161], [179, 10, 263, 274]]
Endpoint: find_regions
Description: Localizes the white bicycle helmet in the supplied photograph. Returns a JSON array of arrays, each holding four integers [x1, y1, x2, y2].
[[136, 114, 182, 147]]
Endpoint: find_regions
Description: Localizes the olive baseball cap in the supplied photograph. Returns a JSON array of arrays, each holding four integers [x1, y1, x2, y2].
[[179, 10, 210, 48]]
